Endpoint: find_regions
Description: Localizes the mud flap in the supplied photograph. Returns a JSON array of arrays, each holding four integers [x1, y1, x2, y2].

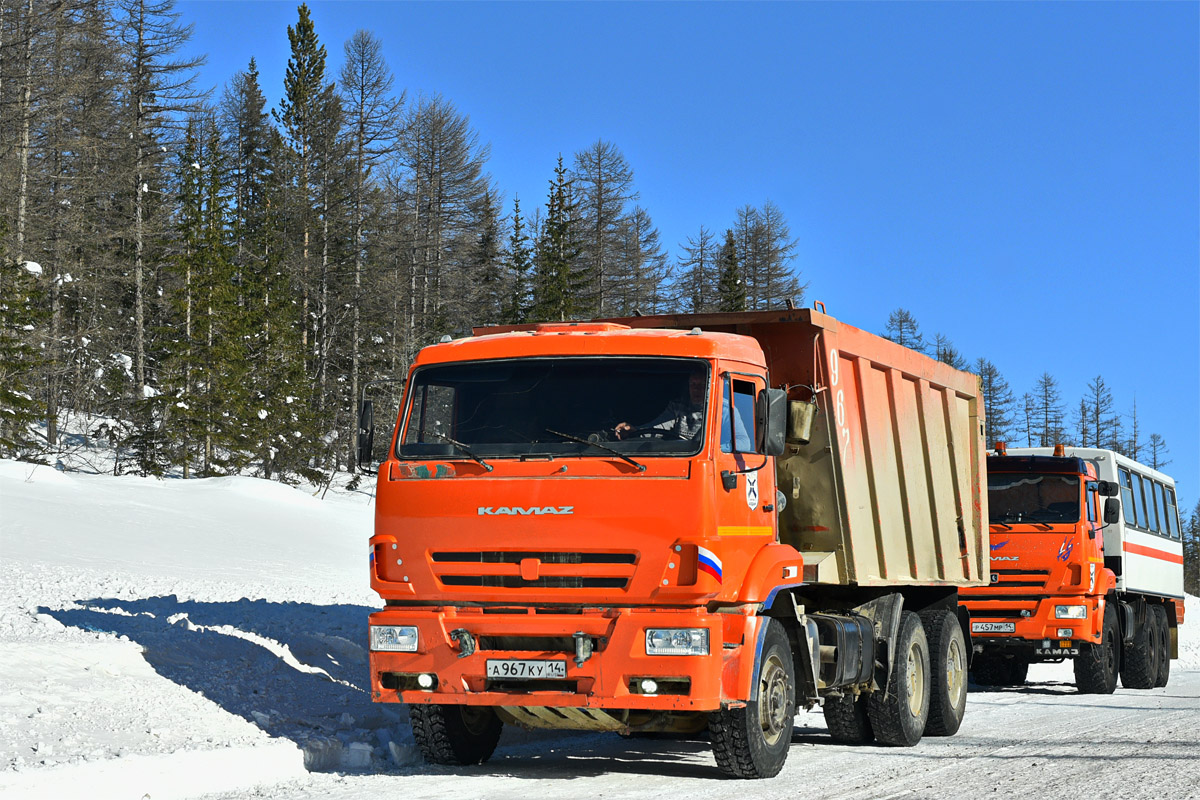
[[852, 594, 904, 694]]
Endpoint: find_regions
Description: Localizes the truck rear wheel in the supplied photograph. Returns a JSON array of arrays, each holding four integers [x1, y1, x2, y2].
[[867, 611, 930, 747], [409, 703, 503, 765], [1120, 603, 1158, 690], [1153, 605, 1171, 688], [1075, 602, 1119, 694], [709, 618, 794, 778], [919, 609, 966, 736], [823, 692, 874, 744]]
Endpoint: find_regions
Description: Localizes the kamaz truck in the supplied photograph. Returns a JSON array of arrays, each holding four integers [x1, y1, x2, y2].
[[359, 307, 989, 778], [961, 445, 1184, 693]]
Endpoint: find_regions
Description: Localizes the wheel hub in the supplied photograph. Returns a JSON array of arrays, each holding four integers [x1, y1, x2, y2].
[[906, 641, 926, 717], [759, 655, 791, 745], [946, 638, 965, 706]]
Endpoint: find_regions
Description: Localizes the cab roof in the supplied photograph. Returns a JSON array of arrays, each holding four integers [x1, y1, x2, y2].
[[416, 322, 766, 368]]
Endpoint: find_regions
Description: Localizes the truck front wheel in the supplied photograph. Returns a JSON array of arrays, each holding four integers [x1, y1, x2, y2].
[[1074, 602, 1119, 694], [409, 703, 503, 765], [867, 610, 930, 747], [709, 618, 794, 778], [1152, 605, 1171, 688], [919, 609, 967, 736]]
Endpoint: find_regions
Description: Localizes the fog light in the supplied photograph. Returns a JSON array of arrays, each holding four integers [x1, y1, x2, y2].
[[417, 673, 435, 689], [370, 625, 418, 652], [1054, 605, 1087, 619], [640, 679, 658, 695], [1057, 628, 1073, 638]]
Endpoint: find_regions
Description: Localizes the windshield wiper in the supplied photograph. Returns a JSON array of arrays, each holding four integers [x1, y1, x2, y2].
[[428, 431, 493, 472], [545, 429, 646, 473], [990, 521, 1013, 530]]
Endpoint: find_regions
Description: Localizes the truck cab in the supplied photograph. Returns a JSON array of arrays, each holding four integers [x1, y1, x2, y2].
[[366, 323, 799, 766]]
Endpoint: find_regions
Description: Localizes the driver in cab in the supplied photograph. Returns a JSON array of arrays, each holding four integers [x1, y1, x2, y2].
[[614, 372, 706, 441]]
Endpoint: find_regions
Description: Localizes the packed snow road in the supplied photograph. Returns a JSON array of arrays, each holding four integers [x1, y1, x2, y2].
[[185, 667, 1200, 800], [2, 460, 1197, 800]]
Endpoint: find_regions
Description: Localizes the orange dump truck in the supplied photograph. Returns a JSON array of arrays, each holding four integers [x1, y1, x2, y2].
[[961, 446, 1184, 693], [359, 307, 988, 778]]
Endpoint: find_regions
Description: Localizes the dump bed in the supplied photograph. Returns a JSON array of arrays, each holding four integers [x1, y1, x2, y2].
[[608, 308, 989, 589]]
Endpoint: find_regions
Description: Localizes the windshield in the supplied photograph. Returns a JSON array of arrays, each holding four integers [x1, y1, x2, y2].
[[398, 357, 709, 460], [988, 473, 1081, 525]]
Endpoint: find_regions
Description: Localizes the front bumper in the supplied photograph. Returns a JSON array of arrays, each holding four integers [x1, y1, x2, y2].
[[369, 606, 733, 711], [964, 595, 1103, 648]]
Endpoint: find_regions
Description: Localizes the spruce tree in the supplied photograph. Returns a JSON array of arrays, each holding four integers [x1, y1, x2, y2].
[[275, 2, 328, 362], [471, 189, 505, 324], [503, 196, 533, 324], [717, 229, 745, 312], [531, 156, 580, 321], [0, 253, 46, 457], [222, 59, 313, 480]]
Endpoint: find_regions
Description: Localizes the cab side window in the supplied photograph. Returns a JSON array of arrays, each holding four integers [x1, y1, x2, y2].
[[1085, 482, 1097, 523], [720, 378, 757, 453]]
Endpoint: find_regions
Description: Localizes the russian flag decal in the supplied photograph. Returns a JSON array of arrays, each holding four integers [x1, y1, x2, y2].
[[697, 546, 723, 583]]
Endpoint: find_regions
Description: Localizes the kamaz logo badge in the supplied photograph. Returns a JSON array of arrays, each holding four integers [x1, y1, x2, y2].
[[478, 506, 574, 516]]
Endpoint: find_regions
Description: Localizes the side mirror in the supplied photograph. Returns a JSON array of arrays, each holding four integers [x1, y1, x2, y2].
[[1097, 480, 1120, 497], [1103, 497, 1120, 525], [757, 388, 787, 457], [357, 399, 376, 473]]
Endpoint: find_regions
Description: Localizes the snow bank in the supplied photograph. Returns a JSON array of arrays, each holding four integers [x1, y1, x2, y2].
[[0, 459, 394, 799], [0, 743, 304, 800]]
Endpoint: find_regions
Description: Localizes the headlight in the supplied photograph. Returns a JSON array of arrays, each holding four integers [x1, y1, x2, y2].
[[645, 628, 709, 656], [1054, 605, 1087, 619], [371, 625, 418, 652]]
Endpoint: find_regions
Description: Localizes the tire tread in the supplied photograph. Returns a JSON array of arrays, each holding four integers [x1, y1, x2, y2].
[[867, 611, 929, 747], [409, 704, 502, 765], [918, 609, 966, 737]]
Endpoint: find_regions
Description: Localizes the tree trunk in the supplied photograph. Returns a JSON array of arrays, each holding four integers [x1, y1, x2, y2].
[[15, 0, 34, 262]]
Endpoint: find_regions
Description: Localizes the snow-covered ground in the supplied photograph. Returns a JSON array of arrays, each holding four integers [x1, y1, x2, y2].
[[2, 458, 1198, 800]]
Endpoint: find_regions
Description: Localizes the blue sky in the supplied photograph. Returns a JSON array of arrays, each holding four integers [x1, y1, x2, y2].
[[178, 1, 1199, 511]]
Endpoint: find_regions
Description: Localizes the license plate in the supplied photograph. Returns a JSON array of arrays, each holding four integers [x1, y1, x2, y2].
[[485, 659, 567, 679], [972, 621, 1016, 633]]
